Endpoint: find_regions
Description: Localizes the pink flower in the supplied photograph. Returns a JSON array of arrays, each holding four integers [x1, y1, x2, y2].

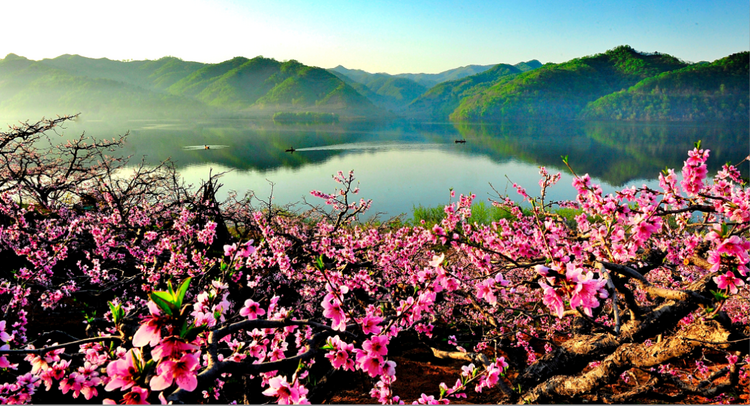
[[59, 362, 101, 400], [262, 376, 309, 404], [357, 353, 384, 377], [569, 270, 608, 317], [0, 320, 13, 343], [0, 344, 18, 369], [429, 254, 445, 268], [325, 336, 355, 371], [359, 315, 383, 335], [362, 335, 389, 357], [122, 386, 150, 404], [713, 271, 745, 295], [151, 336, 199, 361], [132, 301, 168, 348], [321, 293, 347, 331], [475, 278, 497, 305], [539, 281, 565, 318], [149, 352, 201, 392], [105, 349, 142, 392], [383, 360, 397, 376], [239, 299, 266, 320], [223, 243, 237, 257]]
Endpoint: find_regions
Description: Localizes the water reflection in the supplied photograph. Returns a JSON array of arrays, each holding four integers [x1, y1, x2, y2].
[[41, 118, 749, 217]]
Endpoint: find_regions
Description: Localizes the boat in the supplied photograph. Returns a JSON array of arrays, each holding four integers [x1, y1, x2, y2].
[[454, 139, 466, 144], [285, 147, 296, 153]]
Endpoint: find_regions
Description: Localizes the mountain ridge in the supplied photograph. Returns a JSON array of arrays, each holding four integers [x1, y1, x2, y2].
[[0, 48, 745, 123]]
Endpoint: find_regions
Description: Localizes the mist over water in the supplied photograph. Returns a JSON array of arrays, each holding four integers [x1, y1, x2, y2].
[[16, 118, 750, 219]]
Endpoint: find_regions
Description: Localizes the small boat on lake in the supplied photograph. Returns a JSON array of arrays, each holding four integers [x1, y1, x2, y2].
[[454, 139, 466, 144], [285, 147, 296, 153], [204, 145, 210, 150]]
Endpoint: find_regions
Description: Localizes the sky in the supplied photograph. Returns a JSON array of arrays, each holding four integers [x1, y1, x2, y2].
[[2, 0, 748, 74]]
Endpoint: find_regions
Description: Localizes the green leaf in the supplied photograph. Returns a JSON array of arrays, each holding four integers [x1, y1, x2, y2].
[[108, 302, 124, 324], [694, 140, 702, 150], [175, 277, 192, 309], [561, 155, 568, 164], [316, 255, 325, 270], [720, 223, 729, 237], [710, 290, 729, 301], [167, 280, 176, 298], [150, 292, 174, 317]]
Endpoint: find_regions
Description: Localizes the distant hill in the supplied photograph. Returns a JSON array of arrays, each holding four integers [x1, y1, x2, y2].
[[329, 70, 428, 112], [331, 60, 540, 113], [401, 63, 525, 120], [0, 54, 385, 120], [1, 48, 745, 123], [450, 46, 690, 121], [0, 54, 209, 120], [580, 51, 749, 121]]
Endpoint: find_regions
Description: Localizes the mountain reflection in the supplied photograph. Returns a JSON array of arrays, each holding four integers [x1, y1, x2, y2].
[[56, 118, 748, 187]]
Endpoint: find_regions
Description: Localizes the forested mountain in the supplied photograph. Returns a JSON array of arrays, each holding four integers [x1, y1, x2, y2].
[[331, 63, 500, 89], [331, 60, 541, 113], [401, 63, 524, 120], [0, 54, 209, 120], [0, 47, 745, 123], [580, 51, 749, 121], [0, 54, 384, 120], [450, 46, 689, 121], [329, 70, 428, 112]]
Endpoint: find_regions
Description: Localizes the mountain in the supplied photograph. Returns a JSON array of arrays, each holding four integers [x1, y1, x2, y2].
[[0, 54, 209, 120], [167, 57, 378, 114], [331, 63, 498, 89], [0, 54, 385, 120], [330, 61, 540, 113], [580, 51, 749, 121], [329, 70, 428, 112], [450, 46, 689, 121], [401, 63, 525, 120], [40, 54, 205, 91], [393, 64, 498, 88]]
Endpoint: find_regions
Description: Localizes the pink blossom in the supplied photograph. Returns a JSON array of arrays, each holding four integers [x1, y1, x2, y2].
[[357, 353, 384, 377], [121, 386, 150, 404], [261, 376, 310, 404], [132, 301, 168, 348], [325, 336, 355, 371], [223, 243, 237, 257], [0, 320, 13, 343], [239, 299, 266, 320], [713, 271, 745, 295], [105, 348, 142, 392], [359, 314, 383, 335], [539, 281, 565, 318], [321, 293, 348, 331], [151, 336, 199, 361], [475, 278, 497, 305], [362, 335, 389, 357], [149, 352, 201, 392]]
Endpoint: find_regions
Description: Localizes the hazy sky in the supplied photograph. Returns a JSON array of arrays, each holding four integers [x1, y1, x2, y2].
[[3, 0, 748, 74]]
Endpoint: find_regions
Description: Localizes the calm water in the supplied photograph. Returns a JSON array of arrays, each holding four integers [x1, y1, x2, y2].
[[28, 118, 750, 219]]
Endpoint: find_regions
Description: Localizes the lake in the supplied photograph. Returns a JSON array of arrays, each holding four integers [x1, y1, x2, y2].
[[24, 118, 750, 220]]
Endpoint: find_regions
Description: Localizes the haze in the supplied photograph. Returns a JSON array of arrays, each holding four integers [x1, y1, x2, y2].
[[3, 0, 748, 74]]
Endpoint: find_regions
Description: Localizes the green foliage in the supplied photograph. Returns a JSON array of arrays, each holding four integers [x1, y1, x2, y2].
[[411, 201, 540, 227], [404, 63, 524, 119], [450, 45, 689, 121], [0, 53, 384, 120], [580, 52, 749, 122]]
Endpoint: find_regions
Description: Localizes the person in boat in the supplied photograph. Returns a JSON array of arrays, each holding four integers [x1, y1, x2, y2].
[[204, 145, 210, 150]]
